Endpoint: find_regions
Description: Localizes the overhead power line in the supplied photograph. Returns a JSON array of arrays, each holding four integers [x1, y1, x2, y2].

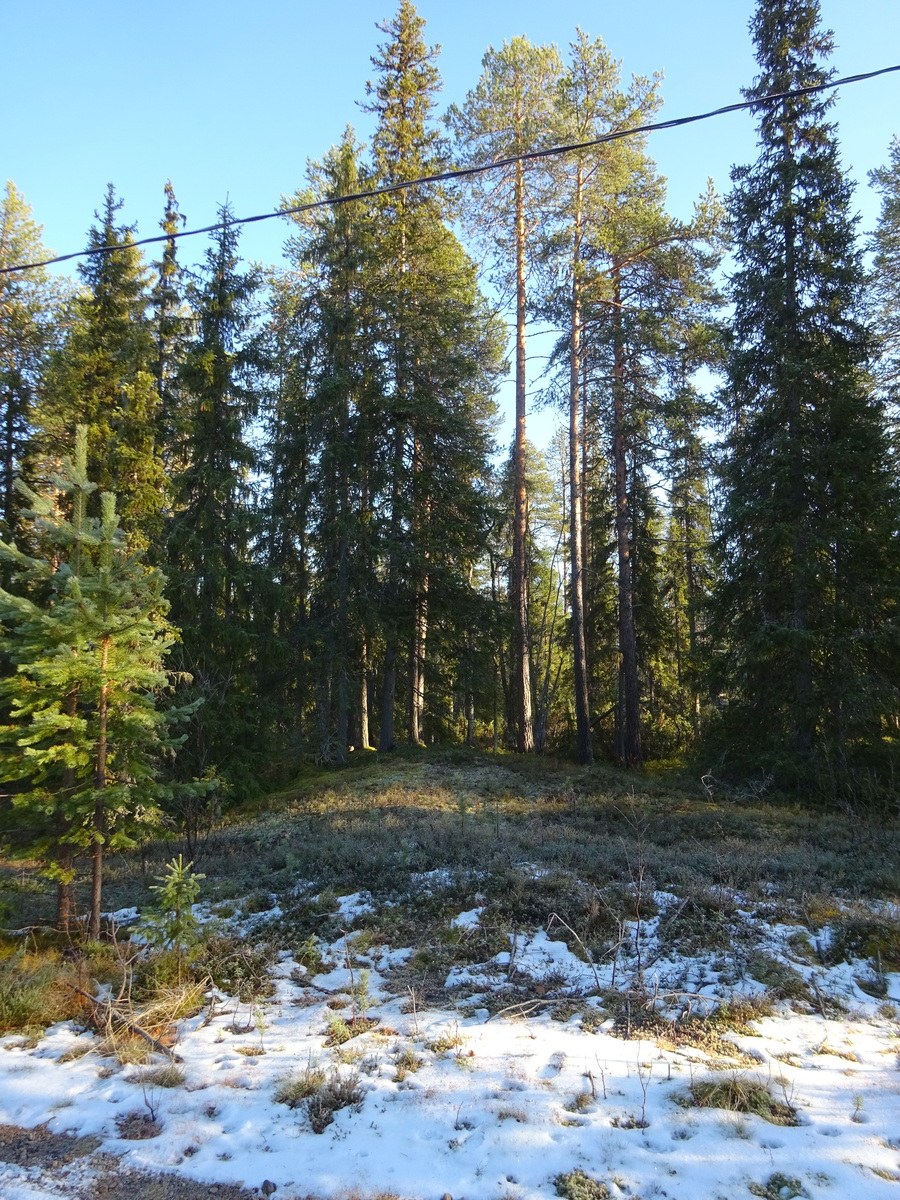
[[2, 62, 898, 277]]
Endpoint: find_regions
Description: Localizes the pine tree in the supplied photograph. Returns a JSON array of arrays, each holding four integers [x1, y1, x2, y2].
[[0, 428, 181, 934], [447, 37, 564, 753], [548, 32, 662, 763], [38, 185, 165, 550], [556, 128, 722, 766], [525, 434, 570, 753], [712, 0, 900, 780]]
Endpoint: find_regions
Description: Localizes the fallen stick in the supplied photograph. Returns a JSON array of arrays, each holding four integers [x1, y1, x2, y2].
[[63, 983, 179, 1061], [486, 998, 551, 1022]]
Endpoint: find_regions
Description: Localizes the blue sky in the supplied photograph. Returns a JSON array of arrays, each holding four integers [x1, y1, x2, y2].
[[6, 0, 898, 269], [5, 0, 899, 444]]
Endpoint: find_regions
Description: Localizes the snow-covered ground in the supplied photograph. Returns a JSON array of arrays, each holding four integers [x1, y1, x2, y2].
[[3, 890, 900, 1200]]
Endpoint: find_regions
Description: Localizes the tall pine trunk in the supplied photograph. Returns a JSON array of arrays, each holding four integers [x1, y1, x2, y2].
[[512, 155, 534, 752], [56, 686, 79, 930], [358, 464, 373, 750], [612, 288, 642, 768], [379, 641, 397, 751], [334, 396, 351, 765], [568, 168, 592, 764]]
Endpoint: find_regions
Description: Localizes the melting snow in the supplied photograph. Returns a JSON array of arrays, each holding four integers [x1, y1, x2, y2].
[[3, 902, 900, 1199]]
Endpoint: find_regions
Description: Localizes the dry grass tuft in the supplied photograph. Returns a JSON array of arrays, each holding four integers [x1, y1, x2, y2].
[[274, 1065, 327, 1108], [679, 1074, 799, 1125], [392, 1044, 423, 1081], [133, 1064, 185, 1089]]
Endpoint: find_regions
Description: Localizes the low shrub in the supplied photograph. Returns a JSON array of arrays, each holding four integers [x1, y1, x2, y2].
[[828, 911, 900, 972], [274, 1065, 327, 1108], [324, 1012, 378, 1046], [554, 1169, 611, 1200], [0, 958, 83, 1033], [314, 1069, 364, 1131], [194, 936, 277, 1001], [748, 1174, 807, 1200], [745, 952, 811, 1002], [277, 1068, 364, 1134], [393, 1044, 423, 1081], [115, 1110, 162, 1139]]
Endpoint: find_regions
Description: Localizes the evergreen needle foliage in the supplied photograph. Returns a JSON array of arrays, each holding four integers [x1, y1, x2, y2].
[[135, 855, 206, 979], [2, 2, 899, 796], [711, 0, 900, 786], [0, 427, 197, 934]]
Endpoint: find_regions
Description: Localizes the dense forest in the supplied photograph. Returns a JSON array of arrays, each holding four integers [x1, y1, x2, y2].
[[1, 0, 899, 929]]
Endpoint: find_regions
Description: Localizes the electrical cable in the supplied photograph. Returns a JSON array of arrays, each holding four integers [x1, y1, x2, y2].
[[1, 62, 898, 277]]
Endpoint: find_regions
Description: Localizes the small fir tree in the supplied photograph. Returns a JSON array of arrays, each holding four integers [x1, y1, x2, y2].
[[135, 855, 205, 980], [0, 427, 187, 933]]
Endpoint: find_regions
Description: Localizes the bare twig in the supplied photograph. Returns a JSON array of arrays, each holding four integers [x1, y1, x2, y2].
[[485, 998, 551, 1022], [63, 983, 178, 1061], [546, 913, 602, 991]]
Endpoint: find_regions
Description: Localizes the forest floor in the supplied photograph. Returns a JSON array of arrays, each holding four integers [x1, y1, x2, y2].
[[3, 750, 900, 1200]]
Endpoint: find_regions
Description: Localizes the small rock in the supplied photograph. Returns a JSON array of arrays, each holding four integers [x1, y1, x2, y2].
[[441, 1194, 453, 1200], [262, 1183, 277, 1197]]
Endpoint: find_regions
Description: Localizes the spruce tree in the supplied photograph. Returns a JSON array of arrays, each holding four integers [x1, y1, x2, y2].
[[262, 272, 316, 752], [660, 362, 718, 746], [0, 428, 181, 933], [38, 185, 165, 550], [278, 131, 381, 763], [362, 0, 444, 753], [164, 204, 268, 793], [152, 181, 190, 481], [712, 0, 900, 779], [363, 3, 504, 751]]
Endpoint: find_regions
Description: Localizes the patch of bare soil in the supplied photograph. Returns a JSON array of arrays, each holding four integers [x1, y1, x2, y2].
[[0, 1122, 100, 1169], [91, 1170, 263, 1200], [0, 1125, 265, 1200]]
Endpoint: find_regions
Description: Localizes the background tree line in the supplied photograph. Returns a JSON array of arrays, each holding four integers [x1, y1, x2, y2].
[[2, 0, 900, 919]]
